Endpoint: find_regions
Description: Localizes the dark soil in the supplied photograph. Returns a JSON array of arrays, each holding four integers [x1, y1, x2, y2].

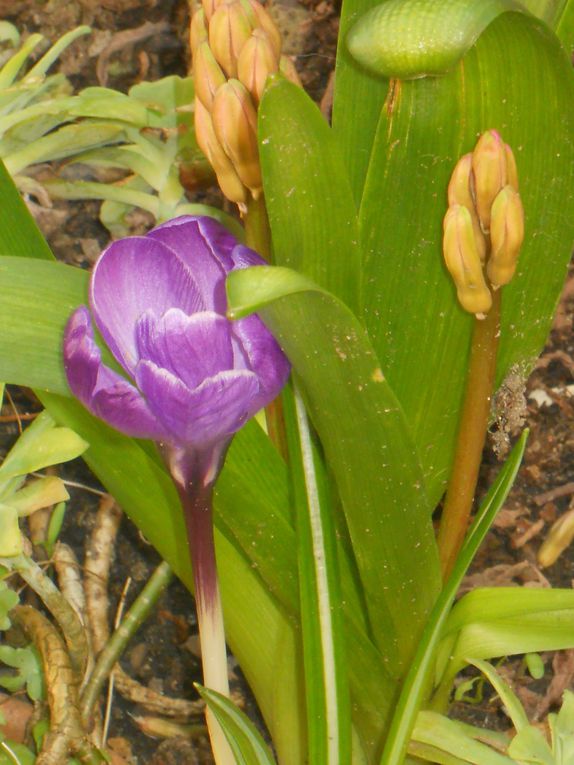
[[1, 0, 574, 761]]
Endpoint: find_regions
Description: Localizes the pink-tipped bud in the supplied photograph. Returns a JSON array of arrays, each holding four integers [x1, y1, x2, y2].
[[240, 0, 281, 57], [190, 8, 208, 53], [237, 28, 279, 103], [443, 205, 492, 316], [471, 129, 507, 232], [195, 97, 248, 205], [447, 152, 486, 263], [279, 54, 302, 87], [209, 0, 254, 78], [212, 79, 262, 196], [487, 185, 524, 288], [194, 41, 227, 109]]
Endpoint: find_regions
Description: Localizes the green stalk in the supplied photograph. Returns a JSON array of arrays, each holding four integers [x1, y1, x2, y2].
[[80, 560, 173, 725], [437, 289, 501, 579]]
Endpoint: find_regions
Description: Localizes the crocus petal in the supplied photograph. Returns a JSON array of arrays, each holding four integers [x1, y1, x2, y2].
[[231, 314, 291, 410], [90, 236, 204, 375], [135, 309, 235, 390], [63, 307, 170, 441], [136, 361, 260, 446], [230, 243, 266, 270], [148, 216, 236, 312]]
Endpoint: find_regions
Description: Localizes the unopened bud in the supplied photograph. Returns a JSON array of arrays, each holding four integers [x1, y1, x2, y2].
[[194, 41, 227, 109], [279, 54, 302, 87], [238, 29, 279, 103], [202, 0, 222, 22], [195, 97, 248, 205], [471, 129, 507, 232], [486, 186, 524, 288], [212, 79, 262, 196], [447, 152, 486, 263], [504, 143, 519, 191], [190, 9, 208, 53], [241, 0, 281, 57], [443, 205, 492, 316], [209, 0, 254, 78]]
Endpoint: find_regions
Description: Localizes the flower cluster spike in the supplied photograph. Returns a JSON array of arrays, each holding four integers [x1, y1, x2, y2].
[[190, 0, 301, 210], [443, 130, 525, 318]]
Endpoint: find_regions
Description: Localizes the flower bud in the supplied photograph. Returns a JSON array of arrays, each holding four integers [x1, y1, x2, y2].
[[443, 205, 492, 316], [209, 0, 254, 78], [202, 0, 222, 23], [212, 79, 262, 196], [471, 129, 507, 232], [190, 8, 208, 53], [195, 97, 248, 205], [279, 54, 302, 87], [486, 185, 524, 288], [240, 0, 281, 57], [237, 28, 279, 103], [194, 41, 227, 109], [504, 143, 519, 191], [447, 152, 486, 263]]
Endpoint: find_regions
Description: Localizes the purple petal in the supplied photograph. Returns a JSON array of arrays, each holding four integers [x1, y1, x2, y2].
[[231, 314, 291, 411], [148, 216, 238, 312], [90, 236, 204, 376], [230, 243, 266, 270], [63, 307, 170, 441], [136, 361, 260, 446], [135, 309, 235, 390]]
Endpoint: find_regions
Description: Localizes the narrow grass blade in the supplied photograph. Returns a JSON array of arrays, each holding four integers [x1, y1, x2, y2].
[[284, 382, 351, 765]]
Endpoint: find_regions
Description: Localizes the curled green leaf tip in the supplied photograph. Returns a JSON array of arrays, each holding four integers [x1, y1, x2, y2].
[[347, 0, 527, 79]]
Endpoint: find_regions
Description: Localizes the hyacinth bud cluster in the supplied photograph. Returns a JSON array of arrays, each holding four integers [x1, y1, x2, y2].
[[191, 0, 301, 209], [442, 130, 525, 318]]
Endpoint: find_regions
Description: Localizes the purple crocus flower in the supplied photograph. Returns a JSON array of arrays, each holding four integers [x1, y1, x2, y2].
[[64, 215, 289, 464], [63, 217, 290, 749]]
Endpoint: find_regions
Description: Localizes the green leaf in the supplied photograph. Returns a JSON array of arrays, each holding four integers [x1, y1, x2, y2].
[[0, 741, 36, 765], [466, 659, 529, 732], [0, 410, 88, 480], [410, 712, 516, 765], [0, 645, 43, 701], [259, 77, 361, 314], [283, 383, 351, 765], [378, 431, 527, 765], [434, 587, 574, 704], [0, 506, 21, 557], [356, 13, 574, 507], [196, 685, 277, 765], [227, 264, 441, 672], [0, 580, 18, 630], [8, 476, 69, 516]]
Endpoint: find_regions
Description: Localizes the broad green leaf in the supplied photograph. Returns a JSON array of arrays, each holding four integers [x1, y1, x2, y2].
[[378, 432, 527, 765], [332, 0, 389, 205], [227, 264, 441, 672], [517, 0, 574, 51], [259, 77, 361, 314], [0, 742, 36, 765], [283, 383, 351, 765], [357, 13, 574, 507], [0, 162, 52, 259], [196, 685, 277, 765]]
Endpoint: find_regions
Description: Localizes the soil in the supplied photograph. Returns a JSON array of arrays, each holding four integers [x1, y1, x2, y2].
[[1, 0, 573, 762]]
